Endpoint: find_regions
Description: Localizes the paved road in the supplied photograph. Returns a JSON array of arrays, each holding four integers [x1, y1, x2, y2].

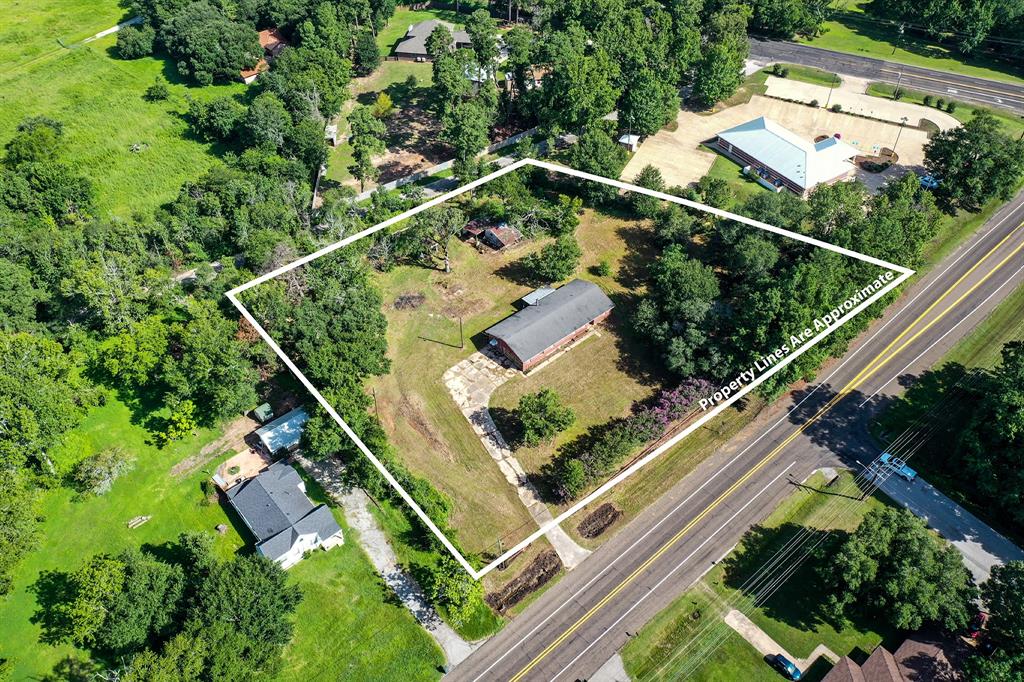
[[749, 38, 1024, 114], [449, 189, 1024, 682]]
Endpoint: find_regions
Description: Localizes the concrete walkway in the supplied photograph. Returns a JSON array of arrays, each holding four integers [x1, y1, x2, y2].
[[442, 347, 591, 570], [724, 609, 839, 671], [292, 454, 477, 666], [877, 474, 1024, 583], [589, 653, 630, 681]]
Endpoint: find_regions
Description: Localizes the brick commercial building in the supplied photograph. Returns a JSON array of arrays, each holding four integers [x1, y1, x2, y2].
[[715, 116, 858, 197], [484, 279, 613, 371]]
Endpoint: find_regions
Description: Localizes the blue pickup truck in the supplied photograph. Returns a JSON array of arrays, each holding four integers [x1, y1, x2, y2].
[[878, 453, 917, 482]]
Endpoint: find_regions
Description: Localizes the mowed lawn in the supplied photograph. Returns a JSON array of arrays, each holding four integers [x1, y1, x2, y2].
[[0, 0, 128, 70], [0, 394, 442, 680], [623, 471, 897, 681], [800, 0, 1024, 85], [0, 36, 244, 218]]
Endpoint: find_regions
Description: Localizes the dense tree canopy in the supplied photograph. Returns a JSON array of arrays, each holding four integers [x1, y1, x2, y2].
[[925, 111, 1024, 211], [817, 507, 977, 631]]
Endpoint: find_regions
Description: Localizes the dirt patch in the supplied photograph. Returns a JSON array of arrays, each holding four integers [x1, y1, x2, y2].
[[576, 503, 623, 539], [397, 394, 457, 464], [485, 549, 563, 613], [394, 292, 426, 309], [170, 413, 259, 479]]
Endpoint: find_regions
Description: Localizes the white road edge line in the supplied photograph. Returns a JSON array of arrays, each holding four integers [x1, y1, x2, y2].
[[549, 462, 798, 681], [225, 158, 911, 579], [467, 187, 1024, 678], [857, 260, 1024, 406]]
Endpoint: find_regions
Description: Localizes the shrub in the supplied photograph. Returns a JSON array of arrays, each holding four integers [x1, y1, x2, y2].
[[517, 389, 575, 447], [70, 447, 136, 496], [117, 23, 155, 59], [144, 77, 170, 102], [923, 95, 934, 107], [831, 103, 842, 113], [199, 479, 216, 506], [405, 74, 419, 89], [946, 101, 957, 113], [187, 95, 245, 142], [522, 234, 582, 282], [937, 98, 946, 109], [809, 99, 819, 108], [557, 458, 587, 499], [780, 67, 790, 78], [372, 92, 395, 118], [595, 259, 613, 277]]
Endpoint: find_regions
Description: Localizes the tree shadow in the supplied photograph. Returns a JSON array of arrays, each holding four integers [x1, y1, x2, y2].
[[28, 570, 76, 646], [494, 257, 543, 286], [35, 656, 101, 682], [720, 522, 849, 633], [614, 222, 658, 290], [490, 406, 523, 449]]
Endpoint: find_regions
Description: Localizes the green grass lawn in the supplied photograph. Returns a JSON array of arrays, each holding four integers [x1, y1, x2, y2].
[[325, 60, 434, 185], [0, 37, 246, 218], [865, 82, 1024, 138], [1, 0, 128, 71], [623, 471, 897, 681], [376, 5, 472, 56], [942, 279, 1024, 369], [703, 154, 771, 206], [799, 0, 1024, 85], [775, 64, 841, 88], [0, 393, 443, 680]]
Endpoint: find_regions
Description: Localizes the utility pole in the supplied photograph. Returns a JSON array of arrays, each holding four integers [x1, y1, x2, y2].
[[893, 116, 909, 154], [459, 316, 464, 349], [825, 73, 838, 109], [893, 71, 903, 100]]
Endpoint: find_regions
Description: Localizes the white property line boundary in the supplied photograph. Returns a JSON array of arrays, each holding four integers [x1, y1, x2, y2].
[[226, 158, 914, 579]]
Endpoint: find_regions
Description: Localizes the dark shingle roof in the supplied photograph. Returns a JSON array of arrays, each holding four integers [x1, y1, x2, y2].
[[395, 20, 470, 57], [226, 461, 341, 562], [484, 279, 613, 363]]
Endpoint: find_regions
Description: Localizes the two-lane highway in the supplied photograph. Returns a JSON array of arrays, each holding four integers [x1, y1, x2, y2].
[[748, 38, 1024, 114], [450, 188, 1024, 681]]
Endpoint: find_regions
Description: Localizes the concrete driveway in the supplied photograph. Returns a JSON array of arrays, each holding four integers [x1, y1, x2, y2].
[[877, 474, 1024, 583], [622, 94, 932, 189]]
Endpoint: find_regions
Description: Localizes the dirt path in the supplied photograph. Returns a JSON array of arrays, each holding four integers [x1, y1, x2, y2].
[[170, 413, 258, 478]]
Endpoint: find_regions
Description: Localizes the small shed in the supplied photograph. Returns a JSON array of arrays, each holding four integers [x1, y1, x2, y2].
[[253, 403, 274, 423], [520, 287, 555, 306], [254, 407, 309, 455], [324, 123, 339, 147], [618, 133, 641, 152], [481, 224, 522, 250]]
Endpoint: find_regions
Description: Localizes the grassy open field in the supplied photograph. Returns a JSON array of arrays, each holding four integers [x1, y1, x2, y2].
[[1, 0, 128, 70], [623, 471, 897, 681], [366, 203, 662, 556], [799, 0, 1024, 85], [0, 394, 443, 680], [776, 64, 841, 88], [0, 36, 246, 218]]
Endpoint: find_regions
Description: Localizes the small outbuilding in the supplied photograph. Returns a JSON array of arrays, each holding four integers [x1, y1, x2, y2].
[[484, 279, 613, 371], [618, 133, 641, 152], [254, 407, 309, 455], [240, 28, 290, 84]]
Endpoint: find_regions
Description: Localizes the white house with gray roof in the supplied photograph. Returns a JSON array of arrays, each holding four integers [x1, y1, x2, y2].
[[715, 116, 858, 197], [484, 279, 613, 371], [226, 461, 343, 568]]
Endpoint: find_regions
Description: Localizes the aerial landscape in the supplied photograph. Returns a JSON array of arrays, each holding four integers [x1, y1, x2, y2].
[[2, 0, 1024, 680]]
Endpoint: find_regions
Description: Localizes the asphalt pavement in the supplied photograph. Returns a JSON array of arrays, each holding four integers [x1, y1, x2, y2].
[[448, 189, 1024, 682], [748, 38, 1024, 114]]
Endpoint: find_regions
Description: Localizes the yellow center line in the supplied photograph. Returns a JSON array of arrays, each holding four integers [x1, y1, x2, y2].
[[509, 224, 1024, 682]]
